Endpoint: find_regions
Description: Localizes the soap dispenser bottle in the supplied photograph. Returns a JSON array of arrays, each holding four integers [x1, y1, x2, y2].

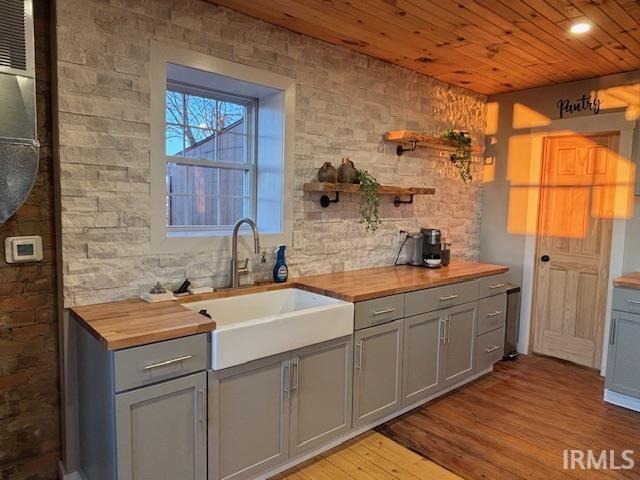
[[273, 245, 289, 283]]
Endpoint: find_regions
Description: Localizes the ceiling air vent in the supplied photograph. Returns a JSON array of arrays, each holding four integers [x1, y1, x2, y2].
[[0, 0, 34, 77]]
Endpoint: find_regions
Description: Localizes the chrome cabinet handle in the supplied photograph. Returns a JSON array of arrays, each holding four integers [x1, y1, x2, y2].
[[445, 315, 451, 343], [283, 360, 290, 395], [143, 355, 192, 370], [439, 317, 446, 344], [485, 345, 501, 353], [373, 307, 397, 316], [610, 319, 616, 346], [489, 283, 506, 289], [198, 387, 206, 427], [487, 310, 504, 317], [439, 294, 459, 301], [355, 340, 364, 370], [627, 300, 640, 305], [290, 359, 299, 391]]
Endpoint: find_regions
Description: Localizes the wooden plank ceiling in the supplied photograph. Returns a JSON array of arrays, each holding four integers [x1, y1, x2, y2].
[[209, 0, 640, 95]]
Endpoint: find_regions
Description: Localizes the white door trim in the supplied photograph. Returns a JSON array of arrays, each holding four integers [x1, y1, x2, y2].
[[520, 112, 637, 375]]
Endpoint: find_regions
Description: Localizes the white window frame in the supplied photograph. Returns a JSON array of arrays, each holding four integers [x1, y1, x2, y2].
[[150, 42, 295, 254], [164, 82, 258, 233]]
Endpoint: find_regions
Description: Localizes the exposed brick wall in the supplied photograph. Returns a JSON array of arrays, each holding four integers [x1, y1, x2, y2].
[[0, 1, 60, 479], [56, 0, 487, 306]]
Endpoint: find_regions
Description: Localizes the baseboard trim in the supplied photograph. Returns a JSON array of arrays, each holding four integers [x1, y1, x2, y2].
[[604, 389, 640, 413], [259, 366, 493, 480], [58, 461, 84, 480]]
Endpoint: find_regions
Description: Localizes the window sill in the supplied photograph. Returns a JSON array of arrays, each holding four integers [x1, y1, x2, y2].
[[152, 227, 291, 254]]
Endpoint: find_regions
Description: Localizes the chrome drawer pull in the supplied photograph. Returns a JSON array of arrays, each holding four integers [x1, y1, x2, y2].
[[487, 310, 504, 317], [626, 300, 640, 305], [489, 283, 506, 289], [372, 307, 397, 316], [143, 355, 192, 370], [484, 345, 501, 353], [439, 294, 459, 301]]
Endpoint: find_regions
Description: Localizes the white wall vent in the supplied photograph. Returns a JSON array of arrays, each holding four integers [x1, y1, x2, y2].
[[0, 0, 35, 78]]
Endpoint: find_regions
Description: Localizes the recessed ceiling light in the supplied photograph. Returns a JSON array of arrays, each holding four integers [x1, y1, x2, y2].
[[570, 22, 591, 34]]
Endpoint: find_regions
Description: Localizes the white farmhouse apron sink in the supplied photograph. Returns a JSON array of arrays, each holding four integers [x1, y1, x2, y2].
[[183, 288, 354, 370]]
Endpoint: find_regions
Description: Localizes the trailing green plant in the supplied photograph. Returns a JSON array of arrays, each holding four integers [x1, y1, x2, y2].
[[442, 129, 473, 184], [355, 169, 382, 232]]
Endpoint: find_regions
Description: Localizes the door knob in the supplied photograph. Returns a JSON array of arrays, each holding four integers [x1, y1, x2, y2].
[[540, 255, 550, 262]]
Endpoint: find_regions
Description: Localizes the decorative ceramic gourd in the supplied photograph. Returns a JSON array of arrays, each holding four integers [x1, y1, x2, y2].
[[317, 162, 338, 183], [337, 158, 357, 184]]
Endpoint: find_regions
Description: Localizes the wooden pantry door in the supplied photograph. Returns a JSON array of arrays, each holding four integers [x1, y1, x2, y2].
[[532, 133, 618, 368]]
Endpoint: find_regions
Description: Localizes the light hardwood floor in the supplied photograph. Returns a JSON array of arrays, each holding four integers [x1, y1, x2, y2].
[[272, 431, 461, 480]]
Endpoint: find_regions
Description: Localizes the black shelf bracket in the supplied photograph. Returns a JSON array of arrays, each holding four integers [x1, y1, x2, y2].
[[396, 140, 417, 156], [393, 195, 414, 207], [320, 191, 340, 208]]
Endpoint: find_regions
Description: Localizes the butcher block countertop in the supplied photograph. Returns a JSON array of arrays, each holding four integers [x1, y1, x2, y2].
[[71, 299, 216, 351], [613, 273, 640, 289], [294, 262, 508, 302], [71, 261, 507, 350]]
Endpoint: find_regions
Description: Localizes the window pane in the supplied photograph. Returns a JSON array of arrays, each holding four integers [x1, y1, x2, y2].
[[183, 127, 216, 160], [166, 125, 184, 156], [217, 101, 246, 132], [166, 163, 247, 227], [217, 132, 246, 164], [165, 90, 184, 125], [186, 94, 217, 129]]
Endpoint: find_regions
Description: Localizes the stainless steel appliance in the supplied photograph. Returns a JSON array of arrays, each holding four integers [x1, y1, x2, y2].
[[504, 284, 521, 360], [421, 228, 442, 268]]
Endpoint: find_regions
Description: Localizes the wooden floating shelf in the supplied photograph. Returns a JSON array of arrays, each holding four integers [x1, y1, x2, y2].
[[303, 182, 435, 208], [385, 130, 484, 156]]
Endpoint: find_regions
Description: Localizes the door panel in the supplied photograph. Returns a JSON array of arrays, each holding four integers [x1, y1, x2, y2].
[[289, 336, 352, 458], [116, 372, 207, 480], [606, 312, 640, 399], [442, 303, 476, 387], [533, 133, 617, 368], [402, 312, 442, 406], [353, 320, 403, 428], [209, 354, 289, 480]]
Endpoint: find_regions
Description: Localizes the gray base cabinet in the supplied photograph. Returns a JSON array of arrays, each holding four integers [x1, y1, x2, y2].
[[289, 338, 353, 457], [402, 312, 442, 406], [116, 372, 207, 480], [208, 353, 290, 480], [353, 319, 403, 428], [606, 310, 640, 399], [208, 336, 353, 480], [441, 303, 477, 387]]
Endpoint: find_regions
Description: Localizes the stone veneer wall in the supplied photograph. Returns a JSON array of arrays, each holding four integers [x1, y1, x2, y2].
[[0, 1, 60, 479], [56, 0, 487, 307]]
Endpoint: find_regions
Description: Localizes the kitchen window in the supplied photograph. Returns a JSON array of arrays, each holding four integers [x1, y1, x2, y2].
[[164, 85, 257, 232], [150, 43, 295, 253]]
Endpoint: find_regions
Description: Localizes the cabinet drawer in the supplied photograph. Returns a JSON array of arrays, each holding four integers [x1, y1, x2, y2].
[[405, 281, 479, 317], [612, 287, 640, 315], [354, 294, 404, 330], [477, 293, 507, 335], [114, 334, 208, 392], [478, 274, 509, 298], [475, 328, 505, 373]]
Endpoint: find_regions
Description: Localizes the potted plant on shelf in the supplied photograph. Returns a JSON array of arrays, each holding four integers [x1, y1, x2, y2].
[[355, 169, 382, 232], [442, 129, 473, 184]]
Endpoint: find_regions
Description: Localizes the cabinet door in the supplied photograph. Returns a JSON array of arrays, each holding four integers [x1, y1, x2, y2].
[[209, 354, 289, 480], [353, 319, 403, 429], [116, 372, 207, 480], [442, 302, 477, 388], [606, 312, 640, 399], [289, 336, 353, 458], [402, 312, 443, 407]]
